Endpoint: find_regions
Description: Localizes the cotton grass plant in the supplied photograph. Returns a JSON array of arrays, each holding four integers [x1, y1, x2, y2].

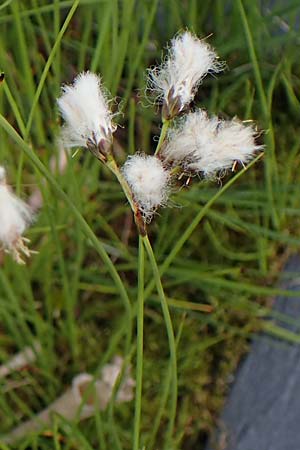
[[0, 1, 299, 449], [54, 30, 260, 450], [56, 31, 260, 231], [0, 25, 261, 447]]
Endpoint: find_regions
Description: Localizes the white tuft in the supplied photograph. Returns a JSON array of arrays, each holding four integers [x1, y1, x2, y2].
[[148, 31, 224, 112], [0, 167, 34, 264], [122, 154, 170, 220], [57, 72, 115, 148], [163, 110, 218, 164], [163, 110, 262, 176]]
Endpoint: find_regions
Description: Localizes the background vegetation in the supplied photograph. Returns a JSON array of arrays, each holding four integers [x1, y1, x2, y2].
[[0, 0, 300, 449]]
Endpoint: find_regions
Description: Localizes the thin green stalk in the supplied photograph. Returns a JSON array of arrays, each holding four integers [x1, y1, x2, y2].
[[155, 119, 170, 156], [106, 156, 146, 235], [31, 0, 52, 55], [90, 1, 113, 72], [133, 236, 145, 450], [25, 0, 79, 136], [106, 156, 136, 213], [143, 235, 177, 445], [53, 0, 61, 80], [237, 0, 279, 229], [237, 1, 269, 120], [107, 349, 135, 450], [3, 83, 26, 136], [46, 195, 78, 358], [0, 113, 133, 354], [10, 0, 44, 140], [0, 270, 33, 347], [122, 0, 159, 108], [147, 317, 185, 450], [94, 409, 107, 450], [53, 418, 62, 450]]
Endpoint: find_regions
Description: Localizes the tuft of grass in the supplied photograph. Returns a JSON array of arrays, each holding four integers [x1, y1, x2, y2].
[[0, 1, 300, 449]]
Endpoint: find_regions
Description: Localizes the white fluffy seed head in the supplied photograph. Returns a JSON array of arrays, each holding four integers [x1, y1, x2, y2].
[[0, 166, 34, 264], [163, 110, 218, 164], [57, 72, 115, 149], [0, 185, 32, 245], [148, 31, 224, 118], [122, 154, 170, 221], [163, 110, 262, 176]]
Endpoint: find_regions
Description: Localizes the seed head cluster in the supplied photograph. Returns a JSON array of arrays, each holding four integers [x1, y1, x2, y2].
[[1, 33, 261, 261], [54, 31, 261, 224], [120, 32, 260, 219]]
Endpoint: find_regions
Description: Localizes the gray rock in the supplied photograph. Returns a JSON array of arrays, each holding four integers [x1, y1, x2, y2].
[[207, 256, 300, 450]]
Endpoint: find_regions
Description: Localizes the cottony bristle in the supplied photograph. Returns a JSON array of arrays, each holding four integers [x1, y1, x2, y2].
[[148, 31, 224, 118], [57, 71, 116, 150], [162, 110, 262, 176], [0, 166, 34, 264], [122, 154, 171, 221]]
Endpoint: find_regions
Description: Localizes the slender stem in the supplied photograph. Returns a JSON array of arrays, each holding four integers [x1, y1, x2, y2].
[[25, 0, 80, 136], [142, 234, 177, 445], [237, 0, 279, 229], [46, 198, 77, 358], [106, 155, 136, 213], [106, 155, 146, 236], [237, 0, 268, 120], [154, 119, 170, 156], [3, 83, 26, 136], [147, 317, 185, 450], [133, 236, 145, 450]]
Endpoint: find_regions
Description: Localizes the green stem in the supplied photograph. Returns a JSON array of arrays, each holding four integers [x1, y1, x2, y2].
[[237, 0, 279, 229], [154, 119, 170, 156], [142, 234, 177, 445], [106, 156, 136, 213], [25, 0, 79, 136], [106, 155, 146, 235], [10, 0, 44, 142], [237, 0, 268, 120], [46, 194, 77, 358], [147, 317, 185, 450], [133, 236, 145, 450], [0, 113, 133, 353]]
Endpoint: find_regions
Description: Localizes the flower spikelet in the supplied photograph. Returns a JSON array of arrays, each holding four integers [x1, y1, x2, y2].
[[0, 167, 34, 264], [148, 31, 224, 119], [122, 154, 170, 221], [57, 72, 116, 153], [163, 110, 262, 176], [163, 109, 218, 165]]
